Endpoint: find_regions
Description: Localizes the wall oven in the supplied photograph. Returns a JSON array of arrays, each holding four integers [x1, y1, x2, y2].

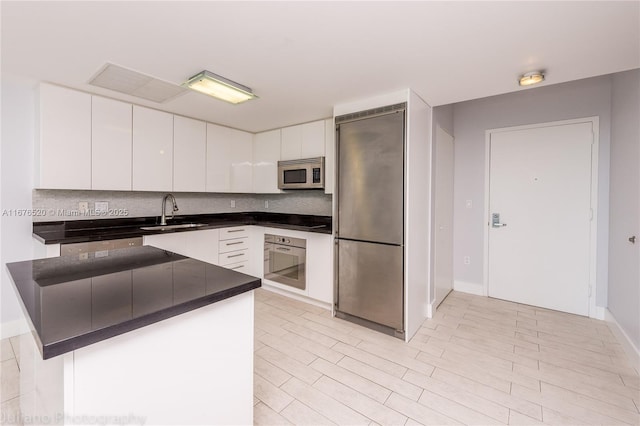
[[264, 234, 306, 290], [278, 157, 325, 190]]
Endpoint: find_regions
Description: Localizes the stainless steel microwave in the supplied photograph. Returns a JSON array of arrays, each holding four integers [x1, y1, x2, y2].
[[278, 157, 325, 190]]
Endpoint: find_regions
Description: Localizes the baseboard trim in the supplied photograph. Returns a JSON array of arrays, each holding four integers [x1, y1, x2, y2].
[[1, 318, 28, 339], [426, 302, 434, 319], [453, 280, 484, 296], [604, 309, 640, 374]]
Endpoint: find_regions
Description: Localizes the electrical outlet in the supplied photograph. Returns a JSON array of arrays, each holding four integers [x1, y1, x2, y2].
[[78, 202, 89, 213], [264, 200, 269, 209], [463, 256, 471, 265], [230, 200, 236, 208], [95, 201, 109, 213]]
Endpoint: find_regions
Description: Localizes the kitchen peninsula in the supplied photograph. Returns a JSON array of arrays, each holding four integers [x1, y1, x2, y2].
[[6, 245, 260, 425]]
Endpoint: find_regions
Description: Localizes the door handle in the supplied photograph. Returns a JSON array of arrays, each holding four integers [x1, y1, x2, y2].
[[491, 213, 507, 228], [630, 236, 636, 244]]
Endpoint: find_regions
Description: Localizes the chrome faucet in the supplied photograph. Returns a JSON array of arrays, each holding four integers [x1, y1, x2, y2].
[[160, 194, 179, 226]]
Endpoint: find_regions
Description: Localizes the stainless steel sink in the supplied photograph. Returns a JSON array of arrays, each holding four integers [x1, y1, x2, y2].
[[140, 223, 207, 231]]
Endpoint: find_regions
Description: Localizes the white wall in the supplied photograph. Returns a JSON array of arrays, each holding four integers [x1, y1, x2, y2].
[[608, 69, 639, 349], [452, 75, 612, 307], [1, 74, 37, 337]]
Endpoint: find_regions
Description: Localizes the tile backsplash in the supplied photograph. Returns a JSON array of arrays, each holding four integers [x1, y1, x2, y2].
[[33, 190, 333, 222]]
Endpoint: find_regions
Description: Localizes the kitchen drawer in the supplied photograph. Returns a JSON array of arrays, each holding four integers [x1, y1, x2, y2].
[[224, 261, 249, 273], [219, 249, 249, 266], [219, 227, 250, 240], [218, 237, 249, 253]]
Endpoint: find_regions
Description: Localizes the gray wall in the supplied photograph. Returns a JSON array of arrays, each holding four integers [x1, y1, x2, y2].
[[32, 189, 332, 222], [452, 75, 612, 307], [609, 69, 640, 348]]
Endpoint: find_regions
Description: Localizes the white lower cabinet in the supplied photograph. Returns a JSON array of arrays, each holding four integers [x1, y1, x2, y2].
[[259, 227, 333, 305], [143, 229, 219, 265], [218, 226, 250, 272]]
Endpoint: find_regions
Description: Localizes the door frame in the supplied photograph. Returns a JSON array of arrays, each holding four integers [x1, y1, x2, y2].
[[482, 117, 600, 317]]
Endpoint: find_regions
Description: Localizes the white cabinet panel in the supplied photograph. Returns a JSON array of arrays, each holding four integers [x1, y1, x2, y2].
[[206, 124, 252, 193], [280, 125, 303, 161], [218, 238, 249, 254], [281, 121, 326, 161], [144, 229, 219, 265], [306, 232, 333, 304], [253, 129, 282, 193], [219, 250, 249, 266], [174, 116, 206, 192], [324, 118, 335, 195], [37, 83, 91, 189], [301, 120, 326, 158], [219, 227, 250, 240], [92, 96, 132, 190], [132, 106, 173, 191]]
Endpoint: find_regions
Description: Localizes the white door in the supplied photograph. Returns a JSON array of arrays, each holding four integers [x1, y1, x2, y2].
[[488, 120, 595, 316], [434, 126, 454, 307]]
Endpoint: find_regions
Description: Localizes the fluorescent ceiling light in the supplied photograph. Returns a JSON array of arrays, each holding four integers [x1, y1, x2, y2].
[[183, 70, 258, 104], [519, 71, 545, 86]]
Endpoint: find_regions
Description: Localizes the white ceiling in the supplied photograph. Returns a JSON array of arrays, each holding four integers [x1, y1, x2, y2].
[[2, 1, 639, 133]]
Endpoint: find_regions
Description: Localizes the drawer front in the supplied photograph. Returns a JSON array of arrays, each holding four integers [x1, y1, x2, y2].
[[219, 227, 249, 240], [225, 261, 249, 273], [218, 237, 249, 253], [219, 249, 249, 266]]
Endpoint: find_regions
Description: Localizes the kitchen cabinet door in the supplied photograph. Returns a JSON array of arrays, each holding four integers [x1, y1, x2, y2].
[[92, 96, 132, 190], [252, 129, 282, 193], [206, 124, 253, 193], [174, 116, 206, 192], [306, 232, 333, 304], [280, 121, 326, 161], [229, 129, 253, 192], [324, 118, 335, 194], [132, 106, 173, 191], [300, 120, 325, 158], [37, 83, 91, 189]]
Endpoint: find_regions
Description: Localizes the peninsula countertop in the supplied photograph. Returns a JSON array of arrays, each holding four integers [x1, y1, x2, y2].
[[6, 245, 261, 359]]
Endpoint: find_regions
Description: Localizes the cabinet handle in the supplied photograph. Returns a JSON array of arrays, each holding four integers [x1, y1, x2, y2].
[[227, 253, 244, 258], [226, 241, 243, 246], [630, 236, 636, 244], [228, 229, 245, 233], [229, 265, 244, 270]]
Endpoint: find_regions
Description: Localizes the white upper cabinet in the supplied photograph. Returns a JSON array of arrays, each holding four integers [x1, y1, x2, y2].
[[280, 120, 325, 160], [174, 116, 206, 192], [37, 83, 92, 189], [324, 118, 335, 194], [206, 124, 253, 193], [132, 106, 174, 192], [252, 129, 282, 194], [92, 96, 132, 191]]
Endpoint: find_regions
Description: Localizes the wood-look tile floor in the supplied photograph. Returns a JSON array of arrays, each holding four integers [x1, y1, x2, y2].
[[1, 290, 638, 425], [253, 289, 640, 426]]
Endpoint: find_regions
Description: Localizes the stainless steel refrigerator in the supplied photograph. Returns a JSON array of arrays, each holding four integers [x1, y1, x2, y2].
[[334, 103, 406, 339]]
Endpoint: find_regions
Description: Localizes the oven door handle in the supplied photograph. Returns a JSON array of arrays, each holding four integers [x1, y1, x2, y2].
[[275, 247, 291, 252]]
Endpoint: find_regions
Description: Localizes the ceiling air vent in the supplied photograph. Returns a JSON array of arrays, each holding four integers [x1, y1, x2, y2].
[[88, 63, 187, 103]]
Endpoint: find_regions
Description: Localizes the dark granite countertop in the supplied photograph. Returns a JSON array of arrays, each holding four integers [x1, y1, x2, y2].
[[6, 246, 261, 359], [33, 212, 332, 245]]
